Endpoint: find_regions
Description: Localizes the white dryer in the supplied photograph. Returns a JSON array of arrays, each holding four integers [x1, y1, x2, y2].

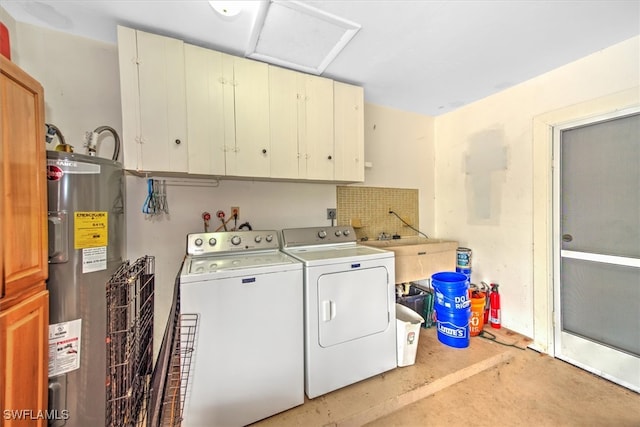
[[179, 230, 303, 427], [281, 226, 397, 399]]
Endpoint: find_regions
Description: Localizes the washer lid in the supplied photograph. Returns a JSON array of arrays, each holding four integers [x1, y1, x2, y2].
[[184, 251, 299, 276], [284, 244, 393, 264]]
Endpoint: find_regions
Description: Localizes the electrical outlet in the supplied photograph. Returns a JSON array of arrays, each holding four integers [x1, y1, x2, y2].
[[231, 206, 240, 219], [327, 208, 336, 220]]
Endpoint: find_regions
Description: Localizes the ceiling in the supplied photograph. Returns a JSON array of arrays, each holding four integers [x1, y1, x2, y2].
[[2, 0, 639, 116]]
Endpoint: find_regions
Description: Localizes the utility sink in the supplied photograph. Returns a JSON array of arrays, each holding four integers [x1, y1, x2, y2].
[[361, 237, 458, 284]]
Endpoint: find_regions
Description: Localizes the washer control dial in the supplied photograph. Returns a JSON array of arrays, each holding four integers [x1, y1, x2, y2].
[[195, 238, 203, 247], [254, 235, 262, 243], [265, 234, 274, 242], [317, 230, 327, 239], [343, 229, 350, 236], [231, 235, 241, 246], [208, 237, 217, 246], [334, 230, 342, 237]]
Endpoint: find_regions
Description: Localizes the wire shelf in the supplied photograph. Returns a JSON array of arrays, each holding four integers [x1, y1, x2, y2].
[[159, 313, 198, 427], [106, 256, 155, 427]]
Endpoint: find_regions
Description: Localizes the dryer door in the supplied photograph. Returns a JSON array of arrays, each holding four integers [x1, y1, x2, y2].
[[317, 266, 390, 347]]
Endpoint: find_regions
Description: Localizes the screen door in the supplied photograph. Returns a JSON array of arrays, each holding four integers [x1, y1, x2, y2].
[[554, 110, 640, 392]]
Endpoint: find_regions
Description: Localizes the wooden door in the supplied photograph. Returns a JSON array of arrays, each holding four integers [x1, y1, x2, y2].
[[334, 81, 364, 182], [0, 55, 47, 309], [268, 66, 300, 179], [230, 56, 270, 178], [185, 44, 226, 176], [303, 74, 334, 181], [0, 290, 49, 426]]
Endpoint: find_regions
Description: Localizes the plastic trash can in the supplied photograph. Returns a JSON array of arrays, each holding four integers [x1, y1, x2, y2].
[[395, 303, 425, 367]]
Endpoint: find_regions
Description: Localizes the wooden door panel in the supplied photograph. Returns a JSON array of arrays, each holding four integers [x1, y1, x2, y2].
[[0, 55, 47, 308], [0, 290, 48, 427]]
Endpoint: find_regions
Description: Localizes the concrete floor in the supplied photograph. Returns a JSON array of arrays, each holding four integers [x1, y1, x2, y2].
[[253, 327, 640, 427]]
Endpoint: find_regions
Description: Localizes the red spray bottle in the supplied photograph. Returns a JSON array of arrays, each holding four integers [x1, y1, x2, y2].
[[489, 283, 501, 329]]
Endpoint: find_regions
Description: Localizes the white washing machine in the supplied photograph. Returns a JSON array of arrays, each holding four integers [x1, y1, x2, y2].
[[179, 230, 303, 427], [281, 226, 397, 399]]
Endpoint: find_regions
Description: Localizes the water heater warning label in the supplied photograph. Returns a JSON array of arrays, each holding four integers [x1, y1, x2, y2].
[[48, 319, 82, 378], [82, 246, 107, 273], [74, 212, 108, 249]]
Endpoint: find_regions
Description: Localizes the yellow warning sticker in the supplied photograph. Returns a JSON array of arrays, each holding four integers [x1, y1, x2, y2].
[[74, 212, 108, 249]]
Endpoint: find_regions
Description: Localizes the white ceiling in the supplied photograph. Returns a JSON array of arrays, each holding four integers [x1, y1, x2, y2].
[[2, 0, 639, 116]]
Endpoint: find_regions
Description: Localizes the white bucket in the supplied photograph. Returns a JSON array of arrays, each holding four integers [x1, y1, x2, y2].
[[395, 303, 425, 367]]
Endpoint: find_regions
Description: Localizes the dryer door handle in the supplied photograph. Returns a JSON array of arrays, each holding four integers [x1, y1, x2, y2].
[[321, 300, 337, 321]]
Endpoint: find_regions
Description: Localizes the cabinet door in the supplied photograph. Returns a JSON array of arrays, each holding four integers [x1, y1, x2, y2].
[[229, 56, 270, 178], [303, 74, 334, 180], [268, 66, 300, 179], [0, 56, 47, 308], [0, 290, 49, 427], [117, 26, 188, 173], [185, 44, 226, 175], [334, 81, 364, 182]]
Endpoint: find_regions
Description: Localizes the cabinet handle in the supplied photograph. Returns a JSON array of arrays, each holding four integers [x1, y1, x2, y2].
[[175, 139, 181, 145]]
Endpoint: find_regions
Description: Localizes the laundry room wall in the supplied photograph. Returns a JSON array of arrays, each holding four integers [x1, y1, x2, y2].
[[7, 17, 438, 357], [433, 36, 640, 347]]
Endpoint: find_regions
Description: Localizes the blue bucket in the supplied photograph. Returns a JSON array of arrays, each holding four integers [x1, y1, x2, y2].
[[455, 266, 472, 286], [435, 307, 470, 348], [432, 271, 470, 312]]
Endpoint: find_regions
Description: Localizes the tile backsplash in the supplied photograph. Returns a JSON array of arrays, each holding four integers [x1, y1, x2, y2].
[[336, 186, 419, 241]]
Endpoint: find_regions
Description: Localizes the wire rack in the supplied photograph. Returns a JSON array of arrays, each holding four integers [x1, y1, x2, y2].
[[106, 256, 155, 427], [159, 313, 198, 426]]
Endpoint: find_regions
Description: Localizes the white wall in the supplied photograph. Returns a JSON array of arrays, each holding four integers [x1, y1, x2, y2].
[[9, 19, 438, 356], [363, 104, 435, 234], [434, 36, 640, 345]]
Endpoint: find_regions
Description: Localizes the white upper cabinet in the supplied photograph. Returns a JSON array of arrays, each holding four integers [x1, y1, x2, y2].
[[302, 73, 335, 181], [184, 44, 227, 176], [268, 66, 299, 179], [117, 26, 188, 173], [269, 65, 334, 180], [229, 55, 270, 178], [118, 26, 364, 182], [334, 81, 365, 182]]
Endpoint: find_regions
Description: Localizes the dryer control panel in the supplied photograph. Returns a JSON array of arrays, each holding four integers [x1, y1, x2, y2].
[[281, 226, 357, 248], [187, 230, 279, 255]]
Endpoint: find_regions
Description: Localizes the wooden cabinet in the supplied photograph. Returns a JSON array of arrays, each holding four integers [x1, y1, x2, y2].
[[334, 81, 365, 182], [118, 26, 364, 182], [1, 54, 48, 425], [269, 65, 334, 180], [0, 291, 49, 427], [185, 45, 270, 178], [117, 25, 188, 173], [0, 55, 48, 308], [184, 44, 227, 176]]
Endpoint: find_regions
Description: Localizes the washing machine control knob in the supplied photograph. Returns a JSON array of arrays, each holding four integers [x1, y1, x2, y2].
[[208, 237, 217, 246], [265, 234, 274, 242], [231, 235, 242, 245], [194, 238, 203, 247], [334, 230, 342, 237], [343, 229, 350, 236], [254, 235, 262, 243], [317, 230, 327, 239]]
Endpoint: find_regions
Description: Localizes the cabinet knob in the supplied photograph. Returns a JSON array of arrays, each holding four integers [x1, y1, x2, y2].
[[262, 148, 267, 154], [327, 155, 332, 160], [175, 139, 181, 145]]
